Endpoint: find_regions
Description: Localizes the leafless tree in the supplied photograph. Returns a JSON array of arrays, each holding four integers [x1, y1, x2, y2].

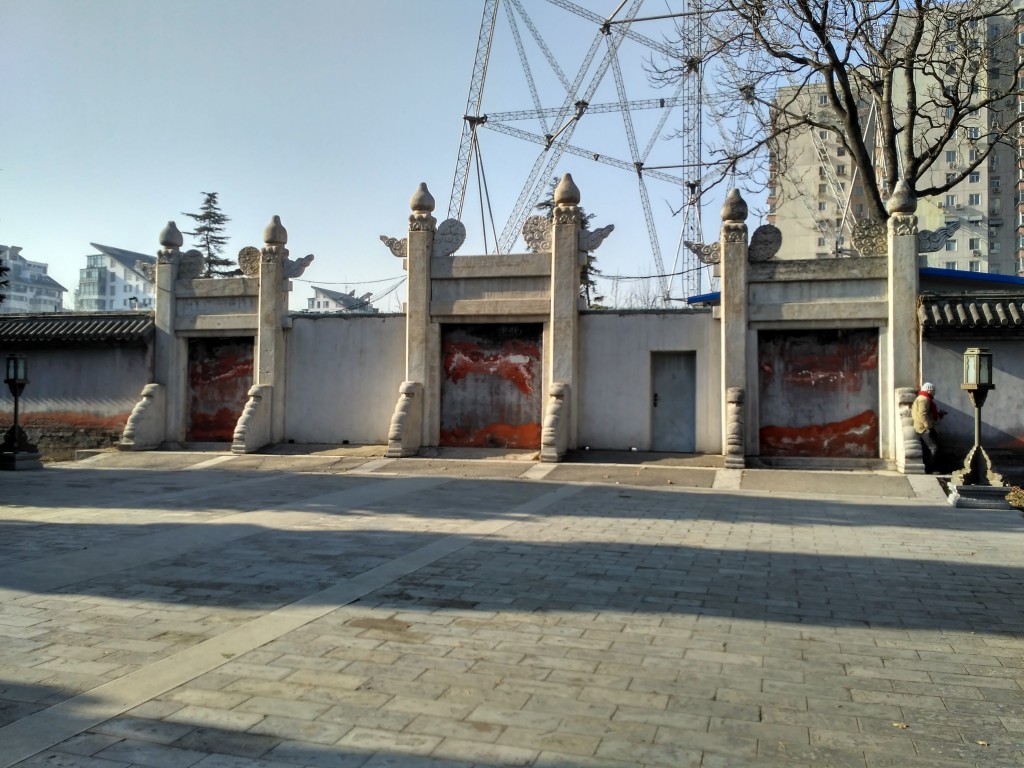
[[651, 0, 1024, 222]]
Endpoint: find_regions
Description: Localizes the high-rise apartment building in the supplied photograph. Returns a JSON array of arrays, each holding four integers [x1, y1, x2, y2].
[[0, 245, 67, 314], [74, 244, 156, 311], [768, 7, 1024, 276]]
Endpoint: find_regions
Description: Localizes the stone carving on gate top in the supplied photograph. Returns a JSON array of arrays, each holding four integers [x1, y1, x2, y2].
[[177, 249, 205, 279], [851, 218, 886, 257], [748, 224, 782, 262], [917, 220, 958, 252], [283, 253, 314, 278], [684, 240, 720, 265], [579, 224, 614, 255], [432, 219, 467, 258], [379, 219, 465, 259], [379, 235, 407, 258], [238, 246, 261, 277], [523, 216, 615, 260], [136, 260, 156, 283], [523, 216, 551, 253]]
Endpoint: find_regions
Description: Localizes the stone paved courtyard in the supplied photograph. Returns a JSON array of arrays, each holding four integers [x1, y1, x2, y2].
[[0, 451, 1022, 767]]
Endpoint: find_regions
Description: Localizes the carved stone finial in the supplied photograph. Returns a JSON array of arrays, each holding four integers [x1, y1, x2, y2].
[[721, 189, 748, 222], [554, 173, 581, 206], [887, 180, 917, 215], [410, 183, 435, 213], [264, 215, 288, 246], [159, 221, 183, 249]]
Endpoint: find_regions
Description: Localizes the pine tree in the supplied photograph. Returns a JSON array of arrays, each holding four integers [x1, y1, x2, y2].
[[535, 178, 604, 307], [181, 192, 233, 277]]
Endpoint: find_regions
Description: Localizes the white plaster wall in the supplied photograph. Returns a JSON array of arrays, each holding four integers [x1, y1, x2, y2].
[[0, 344, 150, 421], [285, 314, 406, 444], [578, 310, 721, 453], [922, 339, 1024, 456]]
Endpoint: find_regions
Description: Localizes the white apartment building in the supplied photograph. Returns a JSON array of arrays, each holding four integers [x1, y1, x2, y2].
[[0, 245, 67, 314], [306, 286, 379, 314], [768, 8, 1024, 276], [75, 244, 156, 311]]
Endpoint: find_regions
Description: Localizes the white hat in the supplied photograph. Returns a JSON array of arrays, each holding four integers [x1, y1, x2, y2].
[[923, 382, 935, 392]]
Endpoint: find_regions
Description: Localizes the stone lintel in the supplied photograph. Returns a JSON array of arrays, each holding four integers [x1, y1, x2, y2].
[[429, 299, 552, 318], [748, 300, 889, 324], [430, 253, 550, 279], [174, 278, 260, 298], [749, 257, 887, 282], [174, 315, 260, 333]]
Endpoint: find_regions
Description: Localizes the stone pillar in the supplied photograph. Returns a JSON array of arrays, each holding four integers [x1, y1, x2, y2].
[[719, 190, 749, 466], [549, 173, 582, 449], [259, 215, 288, 443], [154, 221, 182, 443], [405, 183, 439, 446], [886, 181, 920, 469]]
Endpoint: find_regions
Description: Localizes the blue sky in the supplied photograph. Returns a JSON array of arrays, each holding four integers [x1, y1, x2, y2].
[[3, 0, 752, 310]]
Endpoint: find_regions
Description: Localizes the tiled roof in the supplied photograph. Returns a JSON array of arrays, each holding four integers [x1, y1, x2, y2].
[[0, 312, 154, 343], [918, 294, 1024, 334]]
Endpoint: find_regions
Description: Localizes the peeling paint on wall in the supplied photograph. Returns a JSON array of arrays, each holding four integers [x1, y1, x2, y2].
[[187, 338, 254, 442], [758, 329, 879, 458], [440, 324, 543, 449]]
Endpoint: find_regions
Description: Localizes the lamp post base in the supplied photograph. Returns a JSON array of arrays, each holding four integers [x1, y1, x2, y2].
[[951, 445, 1003, 487], [0, 451, 43, 471], [948, 484, 1015, 510]]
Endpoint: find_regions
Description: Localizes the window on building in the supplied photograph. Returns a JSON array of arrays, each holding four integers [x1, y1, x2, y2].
[[991, 241, 1001, 253], [818, 184, 827, 195], [969, 260, 981, 271], [945, 240, 958, 251], [945, 261, 957, 270], [969, 148, 979, 162], [968, 193, 981, 205], [946, 150, 958, 164], [836, 147, 846, 157], [818, 201, 827, 211], [818, 129, 829, 140], [969, 171, 980, 183], [991, 178, 1001, 190], [967, 126, 981, 140], [817, 237, 827, 247], [818, 93, 828, 106], [946, 173, 956, 184], [836, 164, 846, 175], [945, 194, 957, 206], [818, 166, 826, 177]]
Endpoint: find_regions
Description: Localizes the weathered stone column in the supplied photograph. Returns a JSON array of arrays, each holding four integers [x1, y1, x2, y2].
[[886, 181, 921, 470], [258, 215, 288, 443], [720, 190, 748, 467], [549, 173, 582, 449], [154, 221, 182, 443], [405, 183, 439, 446]]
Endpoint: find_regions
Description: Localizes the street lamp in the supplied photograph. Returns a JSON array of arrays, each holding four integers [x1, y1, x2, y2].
[[953, 347, 1002, 487], [3, 354, 30, 454]]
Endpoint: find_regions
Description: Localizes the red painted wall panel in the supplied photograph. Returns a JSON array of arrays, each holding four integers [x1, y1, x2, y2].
[[440, 324, 543, 449], [758, 329, 879, 458], [186, 338, 254, 442]]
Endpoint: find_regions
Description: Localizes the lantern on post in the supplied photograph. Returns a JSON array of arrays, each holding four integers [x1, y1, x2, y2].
[[953, 347, 1001, 488], [2, 354, 30, 453]]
